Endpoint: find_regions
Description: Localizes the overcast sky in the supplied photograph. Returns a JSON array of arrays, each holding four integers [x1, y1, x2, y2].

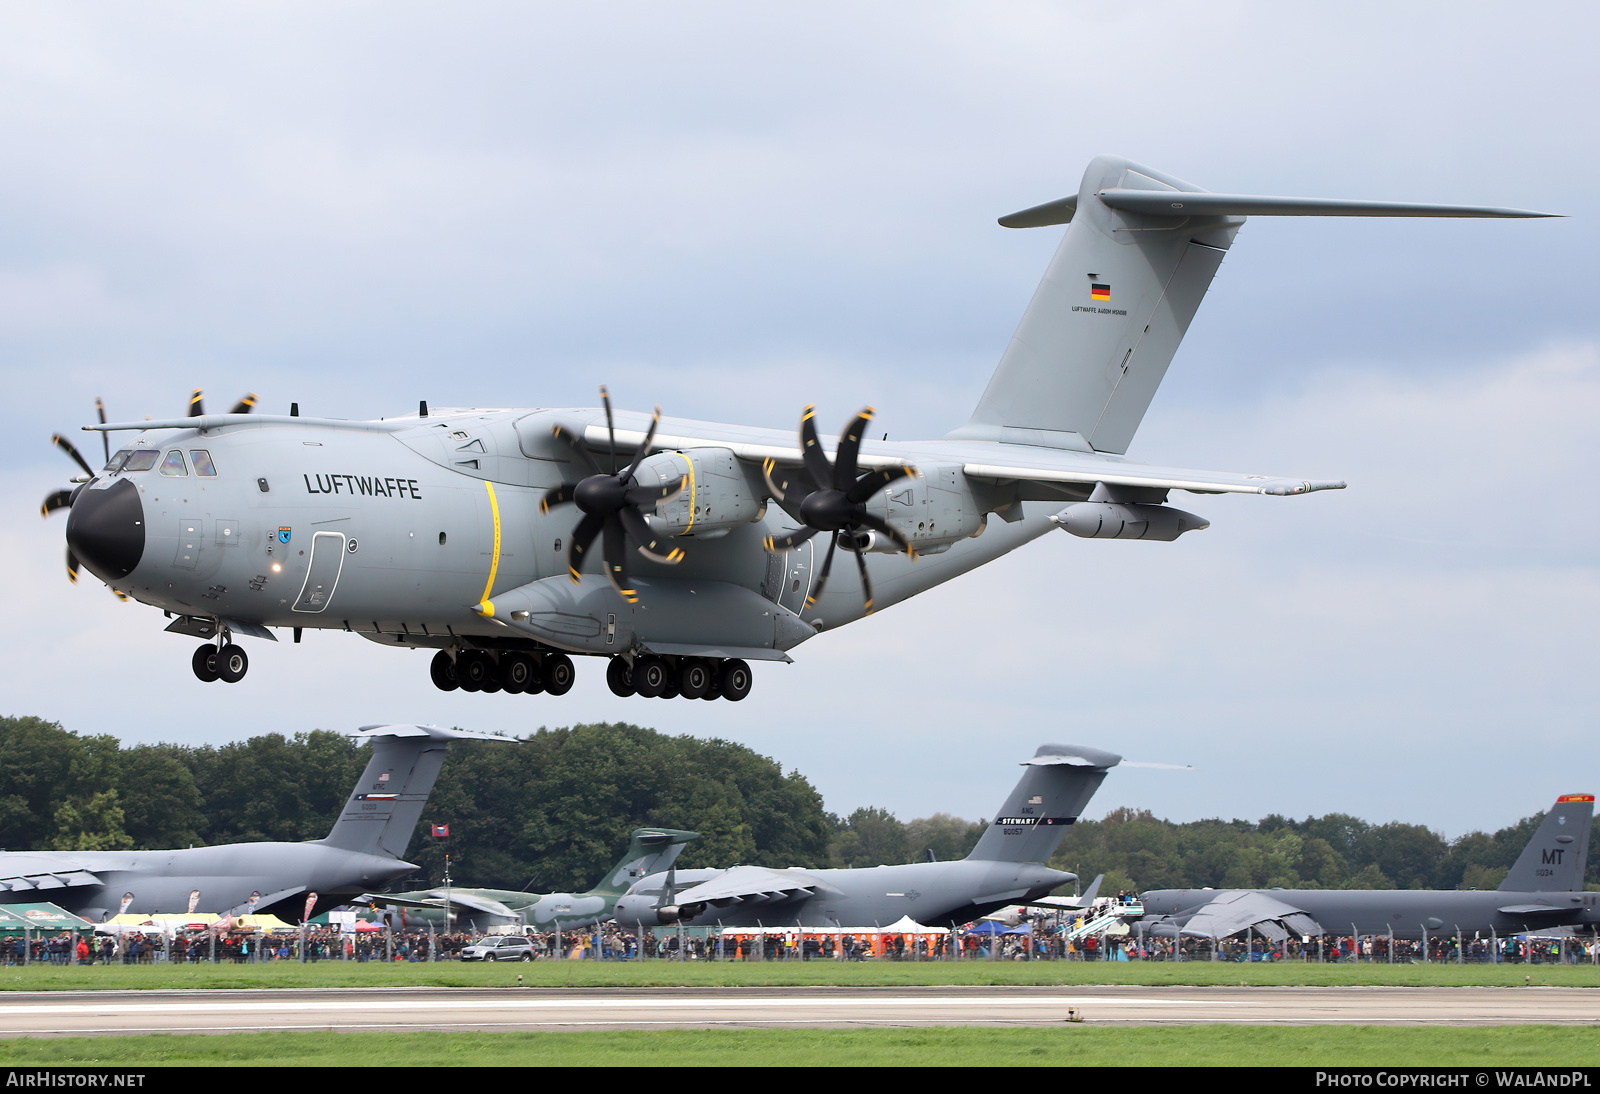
[[4, 2, 1596, 840]]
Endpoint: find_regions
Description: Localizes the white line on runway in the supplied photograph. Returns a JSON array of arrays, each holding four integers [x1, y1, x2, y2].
[[0, 995, 1220, 1017]]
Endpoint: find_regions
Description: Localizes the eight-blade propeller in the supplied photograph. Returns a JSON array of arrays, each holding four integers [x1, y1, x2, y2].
[[761, 405, 918, 614], [540, 386, 687, 604]]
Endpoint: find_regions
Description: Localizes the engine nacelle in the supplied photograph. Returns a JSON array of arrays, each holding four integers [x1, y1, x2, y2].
[[862, 465, 985, 551], [1051, 502, 1208, 541], [632, 447, 765, 538]]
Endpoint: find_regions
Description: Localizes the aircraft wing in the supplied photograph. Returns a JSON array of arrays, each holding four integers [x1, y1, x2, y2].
[[0, 867, 103, 892], [670, 866, 829, 910], [358, 892, 520, 918], [1174, 890, 1324, 941], [958, 450, 1344, 497]]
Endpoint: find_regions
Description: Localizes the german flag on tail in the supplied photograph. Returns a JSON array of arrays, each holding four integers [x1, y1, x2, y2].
[[1091, 283, 1110, 302]]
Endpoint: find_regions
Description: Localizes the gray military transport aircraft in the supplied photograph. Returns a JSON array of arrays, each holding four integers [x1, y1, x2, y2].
[[1137, 794, 1597, 943], [357, 827, 699, 932], [611, 743, 1125, 929], [0, 724, 509, 922], [43, 156, 1556, 699]]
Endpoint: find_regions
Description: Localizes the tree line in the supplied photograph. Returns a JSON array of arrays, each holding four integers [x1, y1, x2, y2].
[[1, 715, 1593, 894]]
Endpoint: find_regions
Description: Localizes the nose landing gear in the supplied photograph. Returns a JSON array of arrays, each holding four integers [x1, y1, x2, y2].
[[191, 640, 248, 683]]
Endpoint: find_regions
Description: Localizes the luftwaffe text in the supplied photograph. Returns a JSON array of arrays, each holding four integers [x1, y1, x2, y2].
[[304, 474, 422, 499]]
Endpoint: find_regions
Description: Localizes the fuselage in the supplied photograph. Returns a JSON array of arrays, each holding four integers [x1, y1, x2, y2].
[[64, 406, 1057, 673], [374, 885, 620, 931], [615, 860, 1074, 929], [1141, 887, 1600, 940], [0, 842, 414, 923]]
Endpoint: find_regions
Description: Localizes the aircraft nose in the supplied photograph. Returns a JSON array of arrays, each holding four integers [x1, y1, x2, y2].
[[65, 477, 145, 583]]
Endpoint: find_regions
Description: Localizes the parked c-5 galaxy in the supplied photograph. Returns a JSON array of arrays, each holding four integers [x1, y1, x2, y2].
[[44, 156, 1554, 698]]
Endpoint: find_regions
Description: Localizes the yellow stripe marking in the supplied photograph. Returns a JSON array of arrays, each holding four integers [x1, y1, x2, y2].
[[480, 480, 502, 603], [682, 457, 698, 535]]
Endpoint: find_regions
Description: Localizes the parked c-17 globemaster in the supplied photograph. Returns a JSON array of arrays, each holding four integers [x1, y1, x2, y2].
[[42, 156, 1556, 700], [1137, 794, 1597, 943]]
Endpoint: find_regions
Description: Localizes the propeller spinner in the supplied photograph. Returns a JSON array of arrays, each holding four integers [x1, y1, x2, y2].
[[761, 406, 918, 614], [540, 387, 687, 604]]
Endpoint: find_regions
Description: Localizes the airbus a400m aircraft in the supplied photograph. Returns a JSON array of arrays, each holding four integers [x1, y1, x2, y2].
[[44, 156, 1552, 700]]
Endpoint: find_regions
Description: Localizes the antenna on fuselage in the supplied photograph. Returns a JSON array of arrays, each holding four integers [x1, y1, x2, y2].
[[419, 400, 429, 418], [290, 402, 299, 417]]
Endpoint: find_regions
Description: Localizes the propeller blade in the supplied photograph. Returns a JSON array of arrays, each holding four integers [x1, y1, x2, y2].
[[550, 425, 602, 475], [832, 408, 874, 492], [567, 512, 604, 582], [805, 536, 838, 609], [599, 385, 617, 474], [798, 406, 832, 492], [849, 537, 875, 614], [51, 434, 94, 478], [41, 490, 73, 518], [188, 389, 204, 417], [95, 398, 109, 464], [618, 506, 685, 564], [623, 476, 686, 512], [852, 510, 914, 556], [846, 464, 918, 505], [229, 393, 258, 414], [761, 458, 816, 507], [66, 548, 79, 584], [602, 515, 637, 603], [540, 483, 576, 514], [620, 405, 662, 483], [762, 526, 818, 553]]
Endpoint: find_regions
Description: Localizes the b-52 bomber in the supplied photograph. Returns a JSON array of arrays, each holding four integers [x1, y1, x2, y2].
[[44, 156, 1554, 699]]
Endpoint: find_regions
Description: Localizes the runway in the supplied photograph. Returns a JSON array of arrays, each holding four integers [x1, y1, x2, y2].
[[0, 986, 1596, 1036]]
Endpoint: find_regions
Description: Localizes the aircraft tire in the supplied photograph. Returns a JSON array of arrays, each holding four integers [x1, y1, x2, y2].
[[191, 643, 220, 683], [216, 643, 249, 684], [677, 658, 713, 700], [606, 657, 636, 697], [457, 650, 490, 692], [500, 652, 537, 694], [633, 656, 669, 698], [543, 653, 576, 696], [717, 659, 752, 702], [429, 650, 459, 692]]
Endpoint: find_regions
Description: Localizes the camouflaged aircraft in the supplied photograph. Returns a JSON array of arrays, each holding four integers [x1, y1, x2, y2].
[[357, 827, 698, 933], [42, 156, 1554, 699]]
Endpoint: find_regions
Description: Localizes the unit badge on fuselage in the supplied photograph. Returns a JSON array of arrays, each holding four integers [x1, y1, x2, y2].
[[277, 527, 292, 544]]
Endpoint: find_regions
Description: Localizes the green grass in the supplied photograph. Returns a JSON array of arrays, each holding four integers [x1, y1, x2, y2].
[[0, 1027, 1594, 1066], [3, 959, 1599, 990]]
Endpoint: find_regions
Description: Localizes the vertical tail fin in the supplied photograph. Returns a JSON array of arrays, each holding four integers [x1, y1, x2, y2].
[[966, 744, 1120, 864], [954, 156, 1554, 455], [1499, 794, 1594, 892], [589, 828, 700, 897], [319, 725, 516, 859]]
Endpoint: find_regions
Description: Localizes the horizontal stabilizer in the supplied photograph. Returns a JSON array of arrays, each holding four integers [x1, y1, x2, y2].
[[1496, 903, 1571, 916], [1095, 190, 1559, 220]]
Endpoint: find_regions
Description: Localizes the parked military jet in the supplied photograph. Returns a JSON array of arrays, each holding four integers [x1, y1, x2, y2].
[[611, 743, 1123, 929], [1138, 794, 1597, 942], [45, 156, 1556, 698], [357, 827, 698, 932], [0, 724, 510, 922]]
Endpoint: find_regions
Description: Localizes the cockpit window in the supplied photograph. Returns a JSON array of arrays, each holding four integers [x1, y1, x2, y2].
[[122, 450, 160, 473], [159, 450, 189, 477], [190, 450, 217, 476], [105, 449, 131, 473]]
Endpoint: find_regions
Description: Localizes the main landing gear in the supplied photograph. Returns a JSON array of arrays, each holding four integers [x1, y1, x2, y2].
[[192, 641, 249, 684], [606, 656, 752, 702], [428, 649, 754, 701], [430, 649, 576, 695]]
